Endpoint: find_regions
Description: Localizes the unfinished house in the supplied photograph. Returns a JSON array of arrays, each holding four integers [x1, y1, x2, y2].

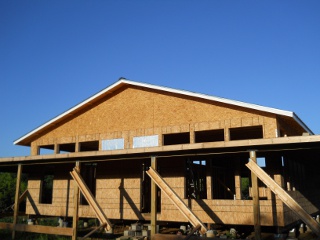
[[1, 79, 320, 239]]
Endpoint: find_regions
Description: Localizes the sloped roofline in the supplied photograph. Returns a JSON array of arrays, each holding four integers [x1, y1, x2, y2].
[[14, 79, 313, 145]]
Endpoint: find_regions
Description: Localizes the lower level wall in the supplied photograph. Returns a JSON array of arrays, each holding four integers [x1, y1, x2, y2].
[[25, 159, 286, 227]]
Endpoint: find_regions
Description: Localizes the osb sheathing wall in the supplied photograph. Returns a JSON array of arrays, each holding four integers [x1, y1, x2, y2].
[[26, 159, 285, 226], [27, 177, 75, 217], [30, 86, 278, 155], [155, 158, 285, 226], [26, 160, 143, 220]]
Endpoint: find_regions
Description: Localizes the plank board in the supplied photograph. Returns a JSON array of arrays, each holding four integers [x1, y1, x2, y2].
[[0, 222, 73, 236], [146, 167, 207, 235], [246, 160, 320, 236]]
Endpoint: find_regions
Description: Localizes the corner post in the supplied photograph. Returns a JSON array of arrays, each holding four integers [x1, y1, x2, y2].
[[72, 161, 80, 240], [12, 164, 23, 240], [150, 156, 157, 236], [250, 151, 261, 240]]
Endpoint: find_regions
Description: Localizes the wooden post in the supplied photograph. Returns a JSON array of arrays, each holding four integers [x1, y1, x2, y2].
[[206, 160, 212, 199], [150, 156, 157, 236], [250, 151, 261, 240], [12, 164, 22, 240], [234, 159, 241, 200], [54, 143, 60, 154], [75, 142, 80, 152], [72, 161, 80, 240]]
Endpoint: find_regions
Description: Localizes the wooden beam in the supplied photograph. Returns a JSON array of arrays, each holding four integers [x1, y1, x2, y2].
[[11, 189, 29, 210], [250, 151, 261, 240], [80, 223, 107, 240], [0, 222, 73, 236], [146, 167, 207, 235], [12, 164, 22, 240], [70, 168, 112, 231], [151, 156, 157, 236], [5, 135, 320, 166], [234, 159, 241, 200], [72, 161, 80, 240], [185, 224, 201, 240], [246, 160, 320, 237]]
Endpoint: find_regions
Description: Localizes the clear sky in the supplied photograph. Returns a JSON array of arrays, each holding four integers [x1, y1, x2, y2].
[[1, 1, 320, 157]]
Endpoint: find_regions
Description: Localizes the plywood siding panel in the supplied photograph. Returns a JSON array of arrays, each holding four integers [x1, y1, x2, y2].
[[32, 87, 278, 150], [210, 121, 221, 129], [231, 118, 241, 128], [25, 162, 286, 226], [242, 117, 253, 126], [264, 117, 277, 138]]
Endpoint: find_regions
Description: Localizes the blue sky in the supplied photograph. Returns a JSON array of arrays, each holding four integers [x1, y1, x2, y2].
[[1, 1, 320, 157]]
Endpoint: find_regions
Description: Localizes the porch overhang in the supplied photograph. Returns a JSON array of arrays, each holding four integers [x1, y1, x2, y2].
[[1, 135, 320, 167]]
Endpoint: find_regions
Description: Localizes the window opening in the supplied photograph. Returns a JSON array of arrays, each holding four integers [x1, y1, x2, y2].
[[141, 162, 151, 213], [80, 163, 97, 205], [229, 125, 263, 141], [133, 135, 159, 148], [195, 129, 224, 143], [163, 132, 190, 146], [59, 143, 76, 153], [40, 173, 54, 204], [141, 162, 161, 213], [102, 138, 124, 150], [212, 166, 235, 199], [242, 160, 267, 200], [79, 141, 99, 152], [257, 157, 266, 167], [185, 159, 207, 199], [39, 145, 55, 155], [241, 176, 250, 200]]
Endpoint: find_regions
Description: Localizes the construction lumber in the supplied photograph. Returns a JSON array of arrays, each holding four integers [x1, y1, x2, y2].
[[72, 161, 80, 240], [246, 160, 320, 237], [10, 189, 29, 212], [70, 168, 112, 231], [17, 189, 28, 206], [80, 223, 107, 240], [12, 164, 22, 240], [146, 167, 207, 235], [250, 151, 261, 240], [151, 156, 157, 236], [0, 222, 73, 236], [185, 225, 201, 240]]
